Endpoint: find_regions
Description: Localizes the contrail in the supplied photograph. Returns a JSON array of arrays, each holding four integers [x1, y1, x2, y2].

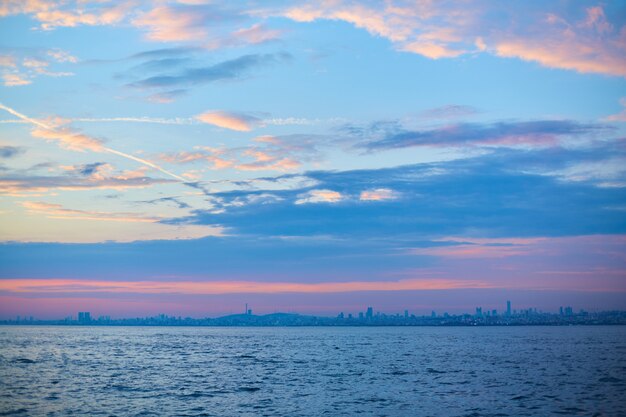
[[103, 147, 186, 181], [0, 102, 186, 182]]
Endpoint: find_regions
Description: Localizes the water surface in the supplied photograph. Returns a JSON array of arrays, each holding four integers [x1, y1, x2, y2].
[[1, 326, 625, 416]]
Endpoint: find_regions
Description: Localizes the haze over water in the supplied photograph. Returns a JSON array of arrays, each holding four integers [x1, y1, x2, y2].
[[1, 326, 625, 416]]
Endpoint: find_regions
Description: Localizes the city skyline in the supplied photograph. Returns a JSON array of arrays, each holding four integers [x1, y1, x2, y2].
[[6, 299, 626, 327], [0, 300, 616, 322], [1, 1, 626, 318]]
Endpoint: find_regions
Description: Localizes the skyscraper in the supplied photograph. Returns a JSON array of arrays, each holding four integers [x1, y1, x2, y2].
[[366, 307, 373, 319], [78, 312, 91, 323], [506, 301, 511, 316]]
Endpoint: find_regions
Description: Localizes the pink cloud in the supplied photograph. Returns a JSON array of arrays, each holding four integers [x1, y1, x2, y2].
[[0, 277, 492, 296], [360, 188, 398, 201], [411, 236, 548, 259], [160, 134, 320, 173], [280, 2, 626, 77], [232, 23, 282, 44], [132, 5, 208, 42], [31, 124, 105, 152], [196, 110, 261, 132], [0, 55, 16, 67], [2, 73, 30, 86], [295, 189, 342, 204], [21, 201, 160, 223]]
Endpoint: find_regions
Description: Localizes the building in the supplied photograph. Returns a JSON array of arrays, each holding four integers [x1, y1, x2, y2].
[[366, 307, 373, 319], [78, 312, 91, 323], [506, 300, 512, 316]]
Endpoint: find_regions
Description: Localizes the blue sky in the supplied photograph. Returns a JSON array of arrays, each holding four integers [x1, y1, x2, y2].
[[0, 0, 625, 318]]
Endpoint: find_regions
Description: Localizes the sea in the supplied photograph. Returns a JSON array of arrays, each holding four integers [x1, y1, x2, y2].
[[0, 325, 625, 416]]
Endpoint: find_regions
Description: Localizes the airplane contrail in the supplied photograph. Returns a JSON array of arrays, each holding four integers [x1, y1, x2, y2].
[[0, 102, 186, 182]]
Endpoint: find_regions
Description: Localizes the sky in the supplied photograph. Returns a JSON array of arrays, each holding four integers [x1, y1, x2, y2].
[[0, 0, 625, 319]]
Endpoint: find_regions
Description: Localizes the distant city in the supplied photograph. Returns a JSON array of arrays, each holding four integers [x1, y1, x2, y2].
[[3, 301, 626, 326]]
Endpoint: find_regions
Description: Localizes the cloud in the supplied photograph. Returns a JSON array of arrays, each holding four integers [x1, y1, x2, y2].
[[196, 110, 261, 131], [410, 237, 546, 259], [147, 89, 188, 103], [0, 172, 173, 196], [30, 124, 105, 152], [295, 189, 343, 204], [357, 119, 610, 150], [73, 116, 195, 125], [280, 2, 626, 77], [46, 49, 78, 63], [231, 23, 282, 45], [0, 102, 186, 181], [140, 196, 191, 210], [0, 146, 24, 158], [604, 98, 626, 122], [161, 134, 325, 173], [62, 162, 111, 177], [132, 5, 214, 42], [0, 55, 16, 67], [22, 201, 160, 223], [0, 277, 491, 296], [359, 188, 398, 201], [0, 49, 77, 86], [493, 6, 626, 77], [6, 1, 132, 30], [0, 0, 53, 18], [184, 143, 626, 239], [2, 73, 31, 86], [129, 53, 291, 89], [131, 4, 284, 48]]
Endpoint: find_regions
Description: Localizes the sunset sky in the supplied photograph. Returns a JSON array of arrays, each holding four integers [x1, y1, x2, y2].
[[1, 0, 625, 318]]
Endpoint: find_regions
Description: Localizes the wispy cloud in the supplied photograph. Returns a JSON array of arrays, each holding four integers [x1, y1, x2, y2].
[[161, 134, 325, 173], [129, 53, 291, 89], [295, 189, 343, 204], [355, 119, 609, 150], [359, 188, 399, 201], [280, 2, 626, 77], [147, 89, 188, 104], [73, 116, 196, 125], [0, 0, 132, 30], [132, 4, 218, 42], [22, 201, 160, 223], [410, 237, 547, 259], [0, 48, 77, 86], [196, 110, 261, 132], [0, 145, 24, 158], [0, 171, 172, 196], [2, 73, 31, 86], [231, 23, 282, 45], [0, 102, 186, 182], [0, 278, 491, 296]]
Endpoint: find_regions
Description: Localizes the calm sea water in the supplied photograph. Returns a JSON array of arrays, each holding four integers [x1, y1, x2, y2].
[[0, 326, 625, 416]]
